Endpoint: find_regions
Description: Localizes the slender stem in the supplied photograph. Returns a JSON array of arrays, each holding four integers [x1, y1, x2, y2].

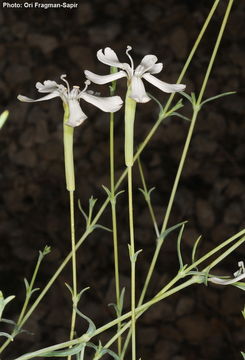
[[68, 190, 77, 344], [137, 157, 159, 237], [63, 105, 78, 349], [109, 110, 121, 354], [128, 166, 136, 360], [63, 108, 75, 192], [124, 87, 137, 360], [109, 67, 122, 355], [17, 253, 43, 327]]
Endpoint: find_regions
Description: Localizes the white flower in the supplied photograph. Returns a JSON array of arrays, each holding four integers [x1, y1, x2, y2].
[[84, 46, 186, 103], [208, 261, 245, 285], [18, 75, 123, 127]]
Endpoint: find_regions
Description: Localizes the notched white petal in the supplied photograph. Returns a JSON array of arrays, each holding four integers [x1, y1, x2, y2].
[[130, 76, 151, 103], [139, 55, 158, 70], [84, 70, 126, 84], [36, 80, 60, 93], [143, 73, 186, 93], [66, 99, 87, 127], [17, 91, 60, 102], [149, 62, 163, 74], [81, 92, 123, 112], [97, 47, 125, 69]]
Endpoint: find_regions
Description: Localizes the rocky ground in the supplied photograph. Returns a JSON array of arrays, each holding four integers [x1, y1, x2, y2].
[[0, 1, 244, 360]]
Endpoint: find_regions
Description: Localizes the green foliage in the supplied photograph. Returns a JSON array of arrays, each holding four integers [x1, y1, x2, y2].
[[0, 291, 15, 320]]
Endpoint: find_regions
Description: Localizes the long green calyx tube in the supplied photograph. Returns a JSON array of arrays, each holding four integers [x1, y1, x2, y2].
[[124, 88, 137, 167], [63, 103, 75, 191]]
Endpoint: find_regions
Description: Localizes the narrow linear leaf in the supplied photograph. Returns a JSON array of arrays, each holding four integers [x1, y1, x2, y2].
[[42, 343, 86, 357], [192, 235, 202, 269], [177, 224, 185, 270], [78, 199, 88, 221], [172, 112, 191, 122], [76, 308, 96, 335], [24, 278, 30, 292], [102, 185, 111, 197], [165, 99, 183, 117], [0, 332, 13, 341], [179, 91, 193, 104], [157, 221, 187, 245], [200, 91, 236, 107], [147, 92, 164, 114], [92, 224, 112, 232], [0, 318, 17, 326]]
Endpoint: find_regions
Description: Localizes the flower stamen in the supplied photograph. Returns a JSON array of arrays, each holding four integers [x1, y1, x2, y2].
[[126, 46, 134, 72], [82, 80, 91, 93], [60, 74, 70, 93]]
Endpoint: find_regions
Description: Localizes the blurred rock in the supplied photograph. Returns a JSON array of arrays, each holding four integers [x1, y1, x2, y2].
[[196, 199, 215, 229]]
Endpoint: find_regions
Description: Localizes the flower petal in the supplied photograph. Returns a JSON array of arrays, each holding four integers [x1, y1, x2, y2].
[[66, 99, 87, 127], [84, 70, 126, 84], [80, 92, 123, 112], [130, 76, 151, 103], [143, 73, 186, 93], [36, 80, 60, 93], [97, 47, 124, 68], [17, 91, 60, 102], [140, 54, 158, 69], [97, 47, 132, 77], [149, 62, 163, 74], [135, 55, 159, 77]]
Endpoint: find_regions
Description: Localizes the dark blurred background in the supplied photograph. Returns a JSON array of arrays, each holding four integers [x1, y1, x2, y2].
[[0, 1, 244, 359]]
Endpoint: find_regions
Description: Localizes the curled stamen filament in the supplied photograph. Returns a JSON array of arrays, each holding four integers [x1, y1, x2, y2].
[[82, 80, 91, 92], [126, 45, 134, 72], [61, 74, 71, 93]]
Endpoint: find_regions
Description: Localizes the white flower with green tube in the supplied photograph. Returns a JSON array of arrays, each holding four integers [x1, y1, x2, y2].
[[18, 74, 123, 191], [85, 46, 186, 167], [18, 74, 123, 128]]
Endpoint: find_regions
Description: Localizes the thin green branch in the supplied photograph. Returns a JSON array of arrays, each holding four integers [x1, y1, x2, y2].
[[138, 157, 160, 237]]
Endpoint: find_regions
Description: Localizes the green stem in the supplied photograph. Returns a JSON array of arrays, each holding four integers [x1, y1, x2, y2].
[[63, 107, 75, 192], [137, 157, 159, 237], [68, 191, 77, 344], [63, 105, 77, 349], [109, 110, 121, 355], [17, 253, 43, 327], [125, 89, 137, 167], [124, 87, 137, 360], [109, 67, 122, 355], [128, 166, 136, 360]]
